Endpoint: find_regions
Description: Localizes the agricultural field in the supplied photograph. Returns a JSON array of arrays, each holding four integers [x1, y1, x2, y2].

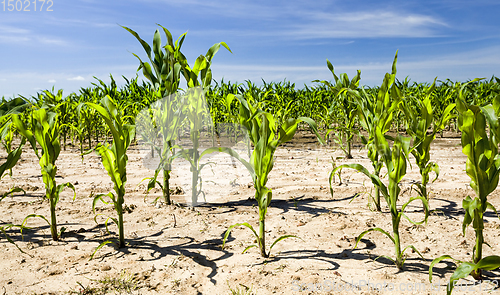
[[0, 26, 500, 294]]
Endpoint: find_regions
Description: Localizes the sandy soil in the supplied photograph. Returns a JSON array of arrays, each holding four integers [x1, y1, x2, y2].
[[0, 131, 499, 295]]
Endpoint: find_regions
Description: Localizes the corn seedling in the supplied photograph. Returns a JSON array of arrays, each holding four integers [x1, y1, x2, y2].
[[401, 78, 455, 202], [173, 38, 230, 206], [138, 92, 186, 205], [125, 24, 230, 206], [314, 60, 360, 159], [0, 97, 28, 194], [87, 95, 135, 252], [0, 98, 30, 254], [333, 52, 400, 211], [12, 108, 76, 241], [219, 93, 323, 258], [429, 80, 500, 294], [333, 55, 429, 269], [336, 133, 429, 269]]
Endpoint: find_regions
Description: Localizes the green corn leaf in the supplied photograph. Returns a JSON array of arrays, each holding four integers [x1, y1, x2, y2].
[[92, 192, 116, 214], [400, 196, 429, 225], [429, 255, 459, 282], [201, 147, 256, 182], [90, 240, 115, 261], [333, 163, 389, 200], [401, 245, 424, 259], [222, 222, 259, 249], [476, 255, 500, 270], [0, 224, 32, 256], [121, 25, 152, 58], [447, 262, 476, 295], [0, 138, 25, 179], [242, 244, 258, 254], [0, 187, 25, 201], [21, 214, 50, 227], [462, 196, 480, 234], [354, 227, 395, 249], [56, 182, 76, 201], [269, 235, 302, 251]]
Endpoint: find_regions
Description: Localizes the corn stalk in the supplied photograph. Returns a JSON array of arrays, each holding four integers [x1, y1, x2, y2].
[[429, 79, 500, 294], [219, 93, 324, 257], [87, 95, 135, 251], [12, 108, 76, 241]]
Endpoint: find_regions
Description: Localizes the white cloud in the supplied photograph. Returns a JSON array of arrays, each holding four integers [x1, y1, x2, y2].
[[0, 25, 30, 34], [284, 11, 448, 39], [37, 36, 70, 46], [0, 35, 30, 43], [48, 79, 57, 83], [151, 1, 447, 39], [67, 76, 85, 81]]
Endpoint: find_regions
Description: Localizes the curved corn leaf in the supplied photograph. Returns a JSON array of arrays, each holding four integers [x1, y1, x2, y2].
[[269, 234, 302, 251], [222, 222, 258, 249], [354, 227, 395, 249]]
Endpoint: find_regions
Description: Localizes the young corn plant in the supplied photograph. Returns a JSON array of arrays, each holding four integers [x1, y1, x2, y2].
[[0, 99, 30, 254], [314, 60, 361, 159], [334, 131, 429, 269], [332, 55, 429, 269], [87, 95, 135, 251], [0, 97, 28, 196], [332, 52, 399, 211], [401, 78, 456, 202], [12, 108, 76, 241], [123, 25, 184, 205], [124, 24, 230, 206], [138, 92, 186, 205], [173, 38, 231, 206], [429, 80, 500, 294], [174, 87, 213, 206], [219, 93, 323, 258]]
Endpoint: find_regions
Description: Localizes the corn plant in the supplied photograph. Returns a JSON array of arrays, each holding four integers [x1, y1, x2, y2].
[[172, 36, 230, 206], [12, 108, 76, 241], [0, 97, 28, 185], [332, 53, 399, 211], [314, 61, 361, 159], [429, 80, 500, 294], [335, 132, 429, 269], [219, 93, 323, 258], [332, 56, 429, 269], [87, 95, 135, 250], [401, 78, 455, 202], [0, 98, 29, 253], [137, 92, 186, 205], [123, 23, 183, 205], [124, 25, 230, 206]]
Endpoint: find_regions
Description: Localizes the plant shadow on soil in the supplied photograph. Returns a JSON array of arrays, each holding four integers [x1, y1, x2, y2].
[[3, 184, 500, 289]]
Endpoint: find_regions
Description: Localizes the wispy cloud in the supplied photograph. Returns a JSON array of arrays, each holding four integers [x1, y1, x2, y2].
[[67, 76, 85, 81], [37, 36, 70, 46], [0, 25, 30, 34], [282, 11, 448, 39], [150, 1, 448, 39], [0, 25, 71, 46]]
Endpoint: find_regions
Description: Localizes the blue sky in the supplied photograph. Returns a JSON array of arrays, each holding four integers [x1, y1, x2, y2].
[[1, 0, 499, 98]]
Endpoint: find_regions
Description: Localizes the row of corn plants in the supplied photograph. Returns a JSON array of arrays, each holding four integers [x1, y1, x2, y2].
[[0, 26, 499, 293], [328, 53, 500, 294]]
